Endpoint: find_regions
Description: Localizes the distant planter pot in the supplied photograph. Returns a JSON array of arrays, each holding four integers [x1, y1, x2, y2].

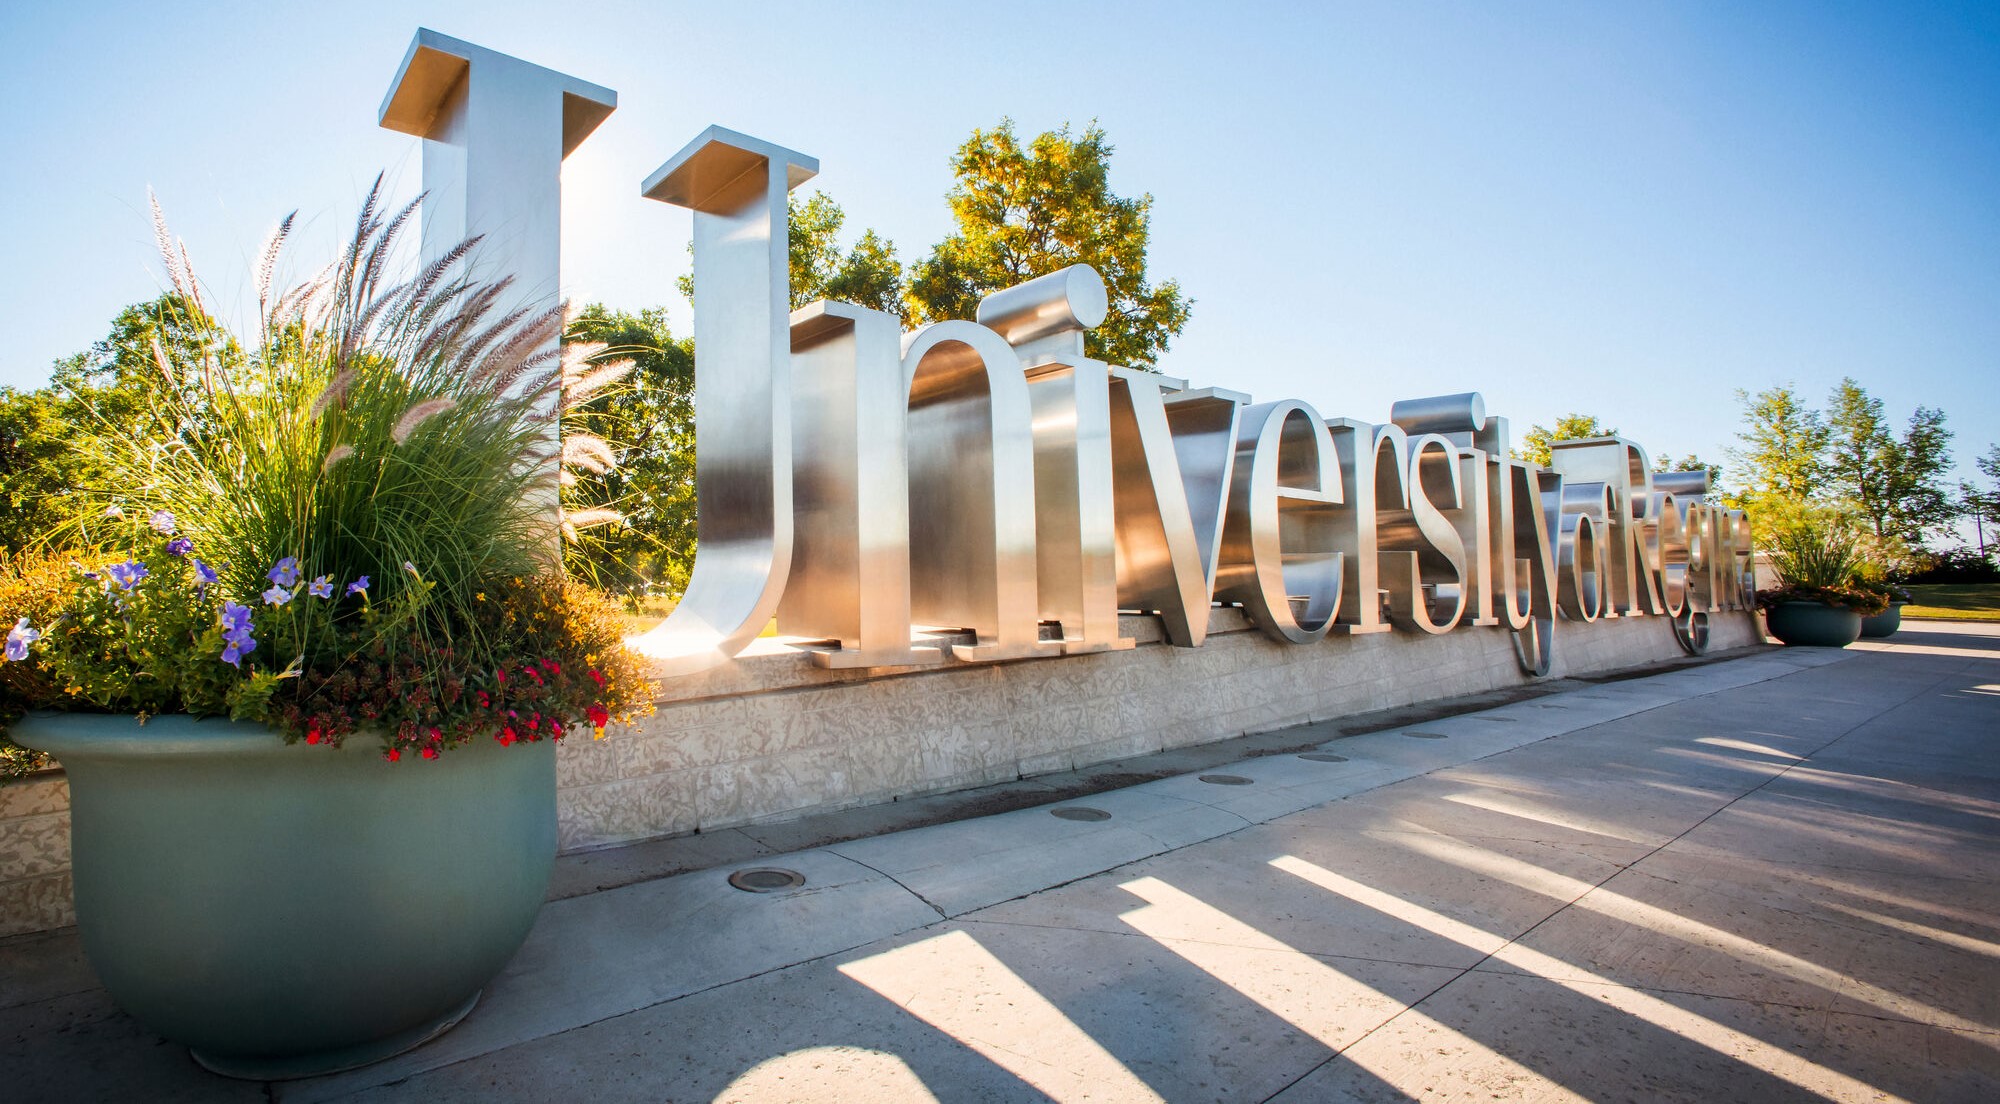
[[1859, 602, 1905, 638], [1763, 601, 1863, 648], [13, 713, 555, 1081]]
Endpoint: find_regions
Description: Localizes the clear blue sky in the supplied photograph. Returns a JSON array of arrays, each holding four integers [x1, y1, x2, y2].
[[4, 1, 1996, 526]]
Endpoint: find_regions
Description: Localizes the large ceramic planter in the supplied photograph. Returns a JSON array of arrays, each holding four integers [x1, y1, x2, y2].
[[1860, 602, 1904, 638], [13, 713, 555, 1080], [1763, 601, 1863, 648]]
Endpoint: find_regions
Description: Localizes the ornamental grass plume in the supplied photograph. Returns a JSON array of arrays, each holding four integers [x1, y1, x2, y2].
[[11, 182, 652, 758], [1757, 511, 1890, 615]]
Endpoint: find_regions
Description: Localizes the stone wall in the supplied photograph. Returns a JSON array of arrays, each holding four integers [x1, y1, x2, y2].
[[0, 774, 74, 937], [551, 609, 1762, 851], [0, 608, 1761, 937]]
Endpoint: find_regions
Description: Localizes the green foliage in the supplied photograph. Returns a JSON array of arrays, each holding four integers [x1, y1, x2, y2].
[[0, 294, 237, 552], [560, 305, 697, 595], [3, 183, 653, 758], [1825, 377, 1955, 548], [1725, 383, 1831, 545], [1757, 511, 1887, 614], [0, 549, 74, 778], [906, 119, 1191, 369], [1963, 444, 2000, 537], [789, 193, 906, 317], [677, 192, 907, 320], [1514, 414, 1618, 468]]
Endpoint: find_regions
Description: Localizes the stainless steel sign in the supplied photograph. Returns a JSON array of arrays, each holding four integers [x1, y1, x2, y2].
[[383, 31, 1753, 681]]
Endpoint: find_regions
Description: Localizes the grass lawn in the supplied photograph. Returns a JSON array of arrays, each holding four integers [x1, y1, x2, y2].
[[1902, 583, 2000, 622]]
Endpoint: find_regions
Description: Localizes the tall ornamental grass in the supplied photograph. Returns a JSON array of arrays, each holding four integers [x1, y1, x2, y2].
[[5, 182, 654, 758]]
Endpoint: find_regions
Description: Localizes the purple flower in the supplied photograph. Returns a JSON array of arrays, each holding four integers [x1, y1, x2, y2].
[[402, 561, 419, 576], [102, 504, 124, 519], [308, 575, 334, 599], [267, 557, 301, 587], [148, 510, 176, 535], [220, 637, 257, 667], [165, 536, 194, 557], [106, 560, 149, 591], [192, 559, 219, 586], [219, 602, 257, 668], [5, 618, 39, 662], [345, 575, 370, 596], [262, 583, 293, 607]]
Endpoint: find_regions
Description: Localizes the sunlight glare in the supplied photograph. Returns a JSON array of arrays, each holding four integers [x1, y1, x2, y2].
[[1391, 833, 2000, 1038], [1270, 854, 1911, 1103], [838, 930, 1165, 1103], [1117, 876, 1572, 1098]]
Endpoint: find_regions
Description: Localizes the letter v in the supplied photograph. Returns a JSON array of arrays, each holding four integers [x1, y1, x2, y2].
[[1108, 369, 1248, 647]]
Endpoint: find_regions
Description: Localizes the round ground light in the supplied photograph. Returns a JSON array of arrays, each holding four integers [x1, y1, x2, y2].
[[1402, 730, 1448, 739], [1198, 774, 1254, 785], [728, 867, 806, 893], [1050, 806, 1112, 822], [1297, 752, 1348, 763]]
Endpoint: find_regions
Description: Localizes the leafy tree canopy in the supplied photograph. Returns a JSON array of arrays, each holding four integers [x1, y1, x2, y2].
[[1824, 377, 1954, 547], [0, 294, 236, 552], [560, 305, 696, 596], [1514, 413, 1619, 469], [905, 120, 1191, 369]]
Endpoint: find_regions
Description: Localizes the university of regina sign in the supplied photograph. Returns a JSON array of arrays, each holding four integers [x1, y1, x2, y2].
[[381, 30, 1756, 683]]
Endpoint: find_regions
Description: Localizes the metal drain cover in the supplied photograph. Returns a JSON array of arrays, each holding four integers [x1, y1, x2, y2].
[[1403, 730, 1448, 739], [728, 867, 806, 893], [1298, 752, 1348, 763], [1051, 806, 1112, 822], [1198, 773, 1254, 785]]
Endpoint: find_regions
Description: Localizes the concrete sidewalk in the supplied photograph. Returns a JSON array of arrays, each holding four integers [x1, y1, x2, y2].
[[6, 624, 1998, 1102]]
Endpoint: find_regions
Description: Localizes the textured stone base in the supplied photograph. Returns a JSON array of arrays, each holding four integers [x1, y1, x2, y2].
[[0, 608, 1760, 938], [554, 608, 1762, 853]]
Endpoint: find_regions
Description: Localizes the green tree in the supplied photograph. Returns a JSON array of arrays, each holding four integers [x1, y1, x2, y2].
[[789, 192, 906, 317], [1824, 378, 1954, 549], [1514, 413, 1619, 468], [1725, 384, 1828, 539], [1963, 444, 2000, 554], [906, 120, 1191, 369], [0, 294, 235, 551], [560, 305, 697, 596], [679, 192, 906, 319]]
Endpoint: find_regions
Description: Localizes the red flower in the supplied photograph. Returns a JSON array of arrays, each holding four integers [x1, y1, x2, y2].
[[385, 748, 401, 762], [421, 747, 438, 760], [526, 713, 539, 731], [586, 703, 610, 739], [588, 668, 605, 689], [305, 730, 321, 745], [499, 725, 517, 746], [496, 669, 507, 684]]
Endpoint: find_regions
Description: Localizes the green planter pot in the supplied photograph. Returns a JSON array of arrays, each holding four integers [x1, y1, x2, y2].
[[1763, 601, 1863, 648], [13, 713, 555, 1081], [1860, 602, 1904, 638]]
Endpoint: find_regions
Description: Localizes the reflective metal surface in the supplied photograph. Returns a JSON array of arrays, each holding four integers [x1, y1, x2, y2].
[[627, 127, 817, 673], [379, 29, 616, 538], [780, 302, 941, 668], [381, 77, 1764, 682], [1215, 401, 1343, 644], [901, 321, 1061, 662]]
